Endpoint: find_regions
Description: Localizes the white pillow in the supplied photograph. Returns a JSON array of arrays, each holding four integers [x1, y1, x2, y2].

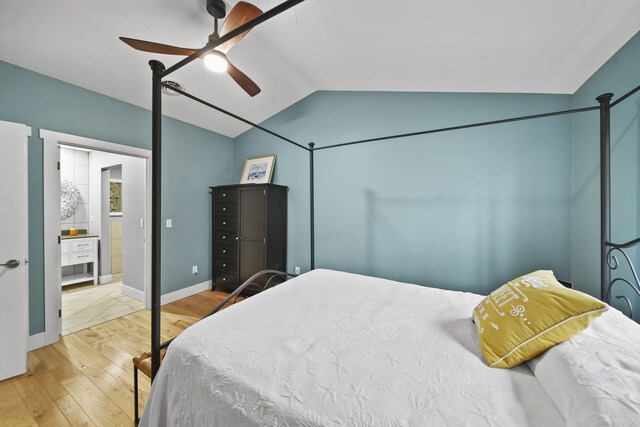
[[527, 307, 640, 427]]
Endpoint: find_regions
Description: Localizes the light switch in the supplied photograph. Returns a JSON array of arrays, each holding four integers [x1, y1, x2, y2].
[[166, 219, 172, 228], [140, 218, 144, 228]]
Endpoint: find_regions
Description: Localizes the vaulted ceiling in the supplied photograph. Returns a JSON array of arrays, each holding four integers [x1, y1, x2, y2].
[[1, 0, 639, 137]]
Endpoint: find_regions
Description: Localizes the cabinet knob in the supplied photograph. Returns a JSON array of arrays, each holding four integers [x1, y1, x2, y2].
[[223, 263, 227, 267], [222, 236, 226, 240], [222, 207, 227, 211], [222, 277, 227, 281], [222, 193, 226, 197], [222, 250, 226, 254], [222, 221, 227, 225], [235, 237, 239, 241]]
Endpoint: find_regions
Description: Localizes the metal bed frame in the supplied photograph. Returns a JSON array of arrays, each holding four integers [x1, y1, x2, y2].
[[145, 0, 640, 381]]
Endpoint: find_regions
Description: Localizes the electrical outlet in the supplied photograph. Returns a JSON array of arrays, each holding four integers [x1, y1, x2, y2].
[[166, 219, 172, 228], [294, 266, 300, 275], [192, 265, 198, 275]]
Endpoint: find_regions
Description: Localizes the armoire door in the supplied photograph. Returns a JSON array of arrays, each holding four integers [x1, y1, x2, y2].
[[238, 187, 266, 283]]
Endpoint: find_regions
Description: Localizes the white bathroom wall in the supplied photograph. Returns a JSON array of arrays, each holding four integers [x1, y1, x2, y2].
[[121, 156, 145, 294], [110, 165, 122, 180], [99, 169, 111, 280], [88, 151, 146, 296], [59, 147, 89, 231]]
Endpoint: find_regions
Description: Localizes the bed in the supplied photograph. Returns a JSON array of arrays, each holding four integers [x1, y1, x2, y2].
[[139, 269, 640, 426], [137, 4, 640, 420]]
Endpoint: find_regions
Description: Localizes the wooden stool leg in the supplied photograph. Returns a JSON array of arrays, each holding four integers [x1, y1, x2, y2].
[[134, 365, 139, 424]]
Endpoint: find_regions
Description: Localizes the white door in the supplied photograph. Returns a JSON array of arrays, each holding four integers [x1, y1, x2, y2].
[[0, 120, 29, 380]]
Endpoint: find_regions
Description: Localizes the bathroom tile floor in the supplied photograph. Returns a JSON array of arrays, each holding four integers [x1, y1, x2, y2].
[[61, 281, 145, 335]]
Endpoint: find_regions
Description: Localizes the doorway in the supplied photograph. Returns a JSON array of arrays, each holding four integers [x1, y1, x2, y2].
[[58, 147, 146, 335], [41, 130, 151, 345]]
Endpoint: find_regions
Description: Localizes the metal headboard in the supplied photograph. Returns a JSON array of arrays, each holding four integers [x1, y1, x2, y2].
[[605, 238, 640, 318], [204, 270, 297, 318], [159, 270, 296, 351]]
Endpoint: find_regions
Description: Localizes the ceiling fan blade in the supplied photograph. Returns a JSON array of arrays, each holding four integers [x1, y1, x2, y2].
[[216, 1, 263, 54], [120, 37, 197, 56], [226, 59, 261, 97]]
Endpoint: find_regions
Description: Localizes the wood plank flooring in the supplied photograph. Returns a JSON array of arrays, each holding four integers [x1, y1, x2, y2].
[[0, 289, 235, 427]]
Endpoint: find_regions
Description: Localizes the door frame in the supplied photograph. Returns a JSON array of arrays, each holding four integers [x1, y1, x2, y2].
[[41, 129, 152, 345]]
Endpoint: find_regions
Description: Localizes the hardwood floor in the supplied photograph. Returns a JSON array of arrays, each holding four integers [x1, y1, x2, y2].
[[0, 289, 235, 427]]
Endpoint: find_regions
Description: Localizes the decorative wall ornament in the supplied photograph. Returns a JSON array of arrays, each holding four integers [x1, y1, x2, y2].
[[60, 177, 82, 220]]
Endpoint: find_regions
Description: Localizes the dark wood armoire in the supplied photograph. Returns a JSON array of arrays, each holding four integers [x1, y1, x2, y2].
[[210, 184, 287, 293]]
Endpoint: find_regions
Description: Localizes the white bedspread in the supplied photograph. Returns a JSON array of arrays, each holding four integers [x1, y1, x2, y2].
[[528, 307, 640, 427], [141, 269, 564, 426]]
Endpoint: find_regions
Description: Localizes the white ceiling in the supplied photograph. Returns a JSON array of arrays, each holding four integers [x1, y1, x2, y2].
[[1, 0, 639, 138]]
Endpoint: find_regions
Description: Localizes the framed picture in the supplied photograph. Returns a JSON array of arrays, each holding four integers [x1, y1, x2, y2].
[[109, 179, 123, 216], [240, 154, 276, 184]]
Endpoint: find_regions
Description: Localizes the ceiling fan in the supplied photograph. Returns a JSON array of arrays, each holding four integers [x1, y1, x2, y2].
[[120, 0, 263, 97]]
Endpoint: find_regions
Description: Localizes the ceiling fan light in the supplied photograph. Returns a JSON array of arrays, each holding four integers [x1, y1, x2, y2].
[[204, 52, 228, 73]]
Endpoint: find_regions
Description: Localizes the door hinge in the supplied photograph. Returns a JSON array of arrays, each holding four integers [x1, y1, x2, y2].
[[57, 161, 60, 170], [58, 309, 61, 318], [58, 235, 61, 244], [264, 189, 266, 195]]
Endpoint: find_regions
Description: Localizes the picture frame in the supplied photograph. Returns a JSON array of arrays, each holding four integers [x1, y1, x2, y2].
[[240, 154, 276, 184], [109, 179, 123, 216]]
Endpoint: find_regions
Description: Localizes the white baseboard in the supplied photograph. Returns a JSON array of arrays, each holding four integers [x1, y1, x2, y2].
[[99, 274, 113, 285], [161, 280, 212, 305], [121, 283, 145, 302], [27, 332, 47, 351]]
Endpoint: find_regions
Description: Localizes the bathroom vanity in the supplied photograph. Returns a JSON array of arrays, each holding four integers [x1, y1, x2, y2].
[[61, 235, 99, 286]]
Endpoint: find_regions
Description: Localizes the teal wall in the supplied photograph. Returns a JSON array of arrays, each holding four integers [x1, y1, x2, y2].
[[235, 91, 573, 294], [571, 31, 640, 319], [4, 29, 638, 337], [0, 61, 234, 335]]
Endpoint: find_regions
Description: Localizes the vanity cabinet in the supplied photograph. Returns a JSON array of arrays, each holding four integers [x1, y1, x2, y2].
[[61, 236, 99, 286]]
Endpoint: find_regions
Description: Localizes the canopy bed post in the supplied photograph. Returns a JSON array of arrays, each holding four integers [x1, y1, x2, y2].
[[150, 59, 165, 380], [140, 1, 309, 387], [598, 93, 613, 303], [309, 142, 315, 269]]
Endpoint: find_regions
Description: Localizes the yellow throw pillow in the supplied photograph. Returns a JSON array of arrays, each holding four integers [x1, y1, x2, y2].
[[472, 270, 607, 368]]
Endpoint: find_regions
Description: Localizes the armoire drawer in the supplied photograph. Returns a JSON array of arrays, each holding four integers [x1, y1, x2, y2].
[[214, 257, 236, 272], [213, 189, 237, 202], [214, 230, 237, 243], [214, 202, 237, 216], [214, 216, 237, 230], [214, 271, 237, 287], [214, 243, 236, 258]]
